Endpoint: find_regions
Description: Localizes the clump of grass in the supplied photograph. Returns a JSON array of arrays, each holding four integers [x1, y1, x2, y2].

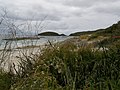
[[79, 34, 89, 40], [88, 34, 98, 41], [0, 70, 15, 90]]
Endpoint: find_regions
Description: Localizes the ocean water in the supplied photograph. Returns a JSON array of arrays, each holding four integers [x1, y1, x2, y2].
[[0, 36, 72, 49]]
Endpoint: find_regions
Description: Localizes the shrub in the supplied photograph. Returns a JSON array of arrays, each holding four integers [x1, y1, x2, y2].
[[0, 71, 14, 90]]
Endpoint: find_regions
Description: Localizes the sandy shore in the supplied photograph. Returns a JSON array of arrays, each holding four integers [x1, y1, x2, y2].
[[0, 45, 46, 72]]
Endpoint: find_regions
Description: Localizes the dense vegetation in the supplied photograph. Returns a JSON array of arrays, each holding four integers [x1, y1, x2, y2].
[[0, 39, 120, 90]]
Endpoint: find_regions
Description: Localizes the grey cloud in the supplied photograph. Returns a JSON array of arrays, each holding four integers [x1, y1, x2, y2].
[[0, 0, 120, 34], [93, 1, 120, 16], [0, 0, 62, 21], [7, 6, 61, 21], [63, 0, 119, 8]]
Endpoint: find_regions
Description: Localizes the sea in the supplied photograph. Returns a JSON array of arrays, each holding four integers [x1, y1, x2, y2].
[[0, 35, 72, 50]]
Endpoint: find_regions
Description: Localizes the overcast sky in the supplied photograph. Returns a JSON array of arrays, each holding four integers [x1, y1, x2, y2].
[[0, 0, 120, 34]]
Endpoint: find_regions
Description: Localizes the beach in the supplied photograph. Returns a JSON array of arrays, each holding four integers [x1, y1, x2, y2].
[[0, 36, 73, 72]]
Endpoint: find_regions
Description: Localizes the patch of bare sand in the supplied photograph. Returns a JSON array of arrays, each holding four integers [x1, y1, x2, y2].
[[0, 45, 46, 72]]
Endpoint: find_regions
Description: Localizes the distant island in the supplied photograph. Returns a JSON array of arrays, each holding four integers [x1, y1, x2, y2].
[[38, 31, 66, 36]]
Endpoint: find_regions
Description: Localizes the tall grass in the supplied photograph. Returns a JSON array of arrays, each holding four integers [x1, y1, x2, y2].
[[3, 41, 119, 90]]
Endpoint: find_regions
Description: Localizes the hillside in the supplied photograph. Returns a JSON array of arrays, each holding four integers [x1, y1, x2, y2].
[[69, 31, 96, 36], [69, 21, 120, 36], [96, 21, 120, 36]]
